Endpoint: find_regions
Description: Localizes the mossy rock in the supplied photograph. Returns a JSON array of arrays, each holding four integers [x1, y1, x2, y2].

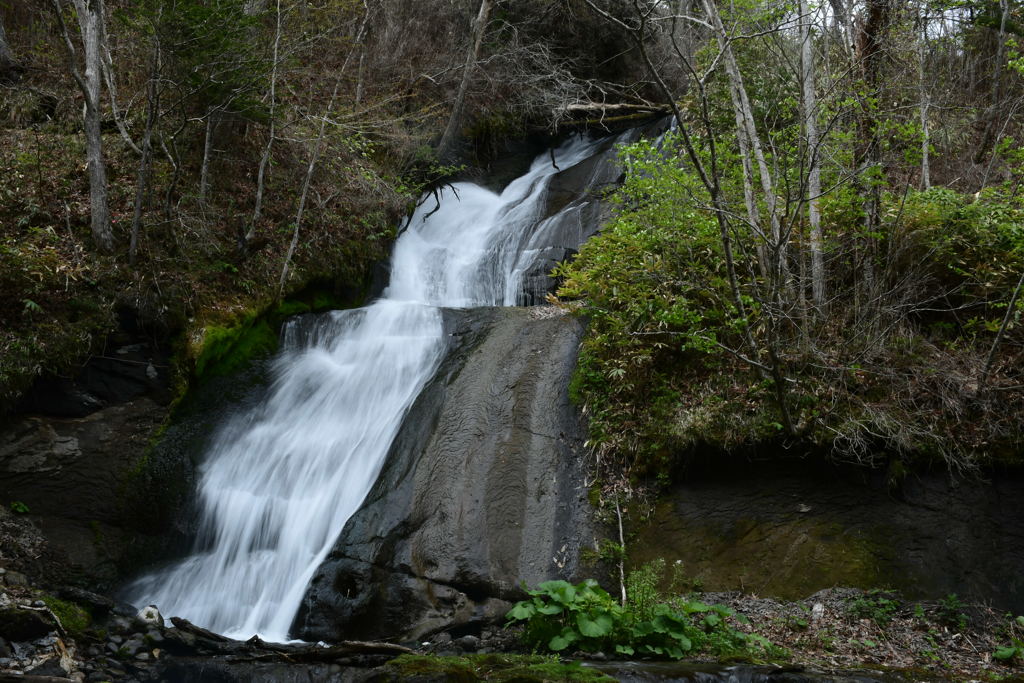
[[188, 285, 363, 385], [382, 654, 615, 682], [192, 314, 278, 381], [0, 606, 56, 641], [41, 595, 91, 637]]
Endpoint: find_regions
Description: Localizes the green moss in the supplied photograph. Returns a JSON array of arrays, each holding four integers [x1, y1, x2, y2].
[[385, 654, 614, 682], [193, 314, 278, 381], [41, 595, 91, 637], [273, 300, 311, 319], [190, 284, 365, 385]]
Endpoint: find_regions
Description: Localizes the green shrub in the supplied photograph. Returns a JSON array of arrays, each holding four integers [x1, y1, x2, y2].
[[556, 134, 1024, 480], [936, 593, 969, 630], [845, 590, 901, 627], [993, 615, 1024, 663], [506, 575, 776, 660]]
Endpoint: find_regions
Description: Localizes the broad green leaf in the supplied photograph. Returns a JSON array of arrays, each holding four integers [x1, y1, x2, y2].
[[537, 602, 564, 615], [507, 602, 534, 620], [993, 646, 1020, 661], [577, 611, 614, 638], [549, 627, 579, 651], [630, 620, 655, 637], [549, 634, 573, 651], [653, 614, 689, 639], [538, 580, 576, 604]]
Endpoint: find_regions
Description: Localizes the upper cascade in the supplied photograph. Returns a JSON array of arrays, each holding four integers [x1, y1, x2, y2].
[[387, 134, 612, 307]]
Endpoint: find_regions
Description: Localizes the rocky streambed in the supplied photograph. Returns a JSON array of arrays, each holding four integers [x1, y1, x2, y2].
[[1, 560, 1020, 683]]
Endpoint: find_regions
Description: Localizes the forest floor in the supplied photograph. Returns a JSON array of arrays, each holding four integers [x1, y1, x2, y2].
[[421, 588, 1024, 681], [718, 588, 1024, 681]]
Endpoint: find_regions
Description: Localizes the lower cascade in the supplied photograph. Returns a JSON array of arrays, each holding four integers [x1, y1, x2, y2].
[[124, 131, 631, 641]]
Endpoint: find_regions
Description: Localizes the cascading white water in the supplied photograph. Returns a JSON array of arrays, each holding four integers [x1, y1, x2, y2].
[[125, 132, 616, 642]]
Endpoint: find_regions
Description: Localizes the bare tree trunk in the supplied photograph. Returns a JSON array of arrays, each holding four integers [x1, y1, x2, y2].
[[918, 9, 930, 190], [130, 19, 162, 265], [0, 16, 12, 64], [278, 0, 370, 296], [354, 0, 370, 106], [161, 136, 181, 219], [199, 106, 219, 204], [979, 270, 1024, 391], [100, 23, 141, 155], [703, 0, 787, 294], [435, 0, 492, 161], [702, 0, 797, 433], [853, 0, 892, 317], [278, 85, 338, 298], [614, 497, 627, 607], [827, 0, 853, 57], [250, 0, 283, 239], [585, 0, 763, 368], [801, 0, 825, 308], [974, 0, 1009, 166], [52, 0, 114, 252]]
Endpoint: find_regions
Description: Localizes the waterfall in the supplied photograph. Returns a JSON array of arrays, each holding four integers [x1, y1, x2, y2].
[[124, 132, 622, 642]]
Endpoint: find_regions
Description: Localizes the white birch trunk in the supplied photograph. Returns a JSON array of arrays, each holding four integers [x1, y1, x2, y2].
[[703, 0, 786, 284], [55, 0, 113, 251], [801, 0, 825, 308], [918, 18, 930, 190], [199, 107, 218, 204]]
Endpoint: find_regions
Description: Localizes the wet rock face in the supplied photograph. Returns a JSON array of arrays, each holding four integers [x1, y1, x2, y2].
[[0, 398, 166, 588], [0, 311, 177, 591], [296, 307, 595, 642], [631, 459, 1024, 613]]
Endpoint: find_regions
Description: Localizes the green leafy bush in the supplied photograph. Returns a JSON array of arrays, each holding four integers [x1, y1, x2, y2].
[[899, 187, 1024, 311], [557, 133, 1024, 482], [845, 590, 901, 627], [555, 135, 739, 478], [506, 576, 775, 660]]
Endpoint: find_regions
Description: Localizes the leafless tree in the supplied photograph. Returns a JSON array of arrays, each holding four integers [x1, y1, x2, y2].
[[436, 0, 492, 160], [801, 0, 825, 309], [129, 6, 164, 265], [51, 0, 114, 252], [249, 0, 285, 240]]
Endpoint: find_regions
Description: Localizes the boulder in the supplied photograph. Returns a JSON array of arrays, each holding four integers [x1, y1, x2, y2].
[[0, 607, 54, 642]]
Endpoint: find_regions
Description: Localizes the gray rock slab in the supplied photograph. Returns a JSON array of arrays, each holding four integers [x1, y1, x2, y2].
[[297, 307, 595, 641]]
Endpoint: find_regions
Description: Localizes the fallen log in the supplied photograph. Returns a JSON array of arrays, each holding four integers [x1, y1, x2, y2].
[[166, 617, 414, 661]]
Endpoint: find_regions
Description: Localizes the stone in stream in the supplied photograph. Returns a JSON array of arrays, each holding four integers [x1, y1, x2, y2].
[[135, 605, 161, 627], [296, 307, 596, 642]]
